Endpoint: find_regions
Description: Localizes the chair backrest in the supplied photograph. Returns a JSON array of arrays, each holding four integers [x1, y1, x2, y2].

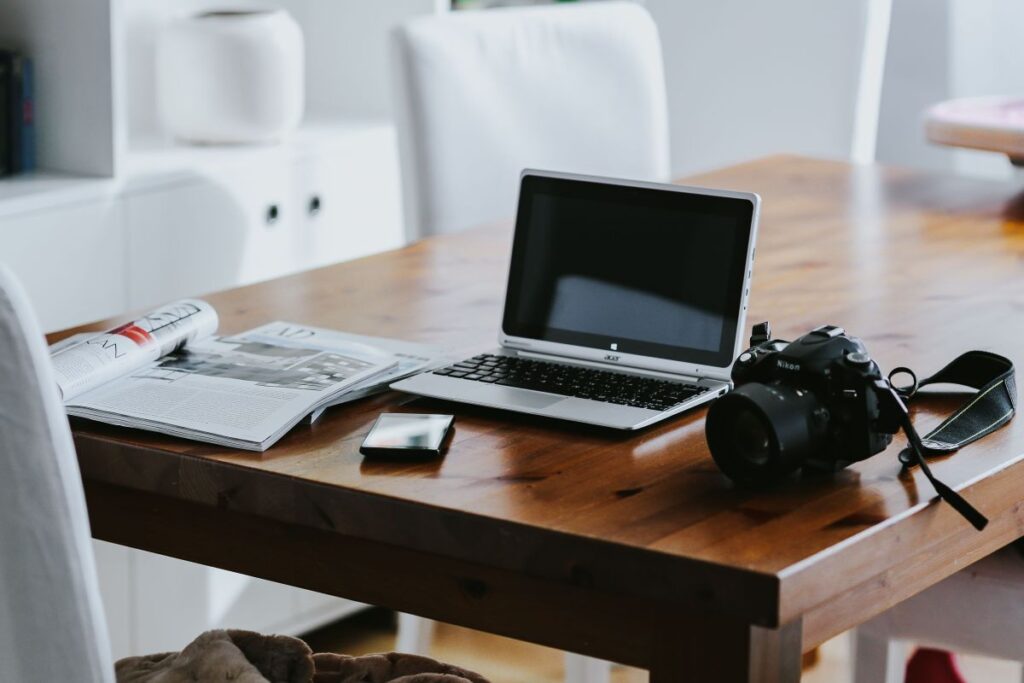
[[392, 1, 670, 238], [0, 265, 114, 682]]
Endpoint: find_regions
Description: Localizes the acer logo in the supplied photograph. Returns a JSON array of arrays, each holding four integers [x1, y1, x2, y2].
[[604, 354, 620, 362]]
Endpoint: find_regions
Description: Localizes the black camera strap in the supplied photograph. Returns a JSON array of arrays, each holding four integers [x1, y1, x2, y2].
[[875, 351, 1017, 531]]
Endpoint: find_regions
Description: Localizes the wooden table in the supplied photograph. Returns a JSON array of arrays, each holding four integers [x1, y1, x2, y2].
[[60, 156, 1024, 682]]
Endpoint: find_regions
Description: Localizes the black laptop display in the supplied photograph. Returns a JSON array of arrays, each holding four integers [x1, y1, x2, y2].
[[503, 173, 755, 367]]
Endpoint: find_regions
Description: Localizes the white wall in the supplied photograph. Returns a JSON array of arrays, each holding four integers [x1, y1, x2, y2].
[[120, 0, 917, 182], [288, 0, 445, 121], [644, 0, 876, 177], [644, 0, 1024, 180], [946, 0, 1024, 178], [877, 0, 1024, 180]]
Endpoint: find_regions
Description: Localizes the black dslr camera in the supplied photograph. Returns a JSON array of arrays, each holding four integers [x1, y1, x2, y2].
[[705, 323, 901, 485], [706, 322, 1006, 531]]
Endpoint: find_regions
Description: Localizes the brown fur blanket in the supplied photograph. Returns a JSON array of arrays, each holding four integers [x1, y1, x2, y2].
[[311, 652, 489, 683], [115, 630, 489, 683]]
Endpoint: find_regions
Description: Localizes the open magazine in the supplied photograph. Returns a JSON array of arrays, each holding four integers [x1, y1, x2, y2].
[[51, 300, 447, 451]]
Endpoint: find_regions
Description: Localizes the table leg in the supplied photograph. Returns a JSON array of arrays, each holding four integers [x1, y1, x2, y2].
[[650, 615, 802, 683]]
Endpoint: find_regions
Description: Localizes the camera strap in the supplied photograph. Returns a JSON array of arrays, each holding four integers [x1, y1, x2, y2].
[[876, 351, 1017, 531]]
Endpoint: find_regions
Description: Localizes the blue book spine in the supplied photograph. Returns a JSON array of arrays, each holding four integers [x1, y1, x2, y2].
[[19, 57, 34, 172], [9, 55, 22, 173], [0, 53, 10, 177]]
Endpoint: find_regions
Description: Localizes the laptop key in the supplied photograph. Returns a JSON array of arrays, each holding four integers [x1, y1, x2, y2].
[[443, 355, 707, 409]]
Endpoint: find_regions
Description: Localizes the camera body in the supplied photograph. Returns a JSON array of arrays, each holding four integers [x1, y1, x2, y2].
[[706, 324, 901, 484]]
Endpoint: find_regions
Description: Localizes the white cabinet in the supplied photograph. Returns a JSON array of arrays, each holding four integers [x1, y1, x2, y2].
[[294, 125, 405, 268], [124, 123, 405, 310], [124, 163, 302, 310], [214, 159, 303, 287], [0, 199, 125, 332]]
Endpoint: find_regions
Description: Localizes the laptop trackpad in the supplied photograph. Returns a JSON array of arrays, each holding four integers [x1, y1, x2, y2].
[[496, 387, 565, 410]]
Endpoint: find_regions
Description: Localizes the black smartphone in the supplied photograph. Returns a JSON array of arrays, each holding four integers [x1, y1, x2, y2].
[[359, 413, 455, 460]]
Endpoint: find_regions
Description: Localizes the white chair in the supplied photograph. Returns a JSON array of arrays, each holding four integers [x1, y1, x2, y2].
[[392, 5, 665, 679], [853, 545, 1024, 683], [0, 263, 116, 683], [392, 3, 894, 680], [0, 264, 467, 681], [391, 1, 670, 238]]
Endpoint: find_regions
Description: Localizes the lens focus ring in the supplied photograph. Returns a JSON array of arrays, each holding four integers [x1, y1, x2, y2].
[[706, 382, 825, 485]]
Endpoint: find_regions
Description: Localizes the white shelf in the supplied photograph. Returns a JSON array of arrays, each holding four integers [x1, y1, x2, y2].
[[0, 0, 418, 654], [0, 0, 116, 177], [0, 172, 114, 217], [120, 119, 395, 191], [0, 122, 392, 210]]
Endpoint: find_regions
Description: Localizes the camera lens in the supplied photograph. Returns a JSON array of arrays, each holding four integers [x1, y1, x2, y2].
[[731, 408, 773, 467], [706, 383, 824, 485]]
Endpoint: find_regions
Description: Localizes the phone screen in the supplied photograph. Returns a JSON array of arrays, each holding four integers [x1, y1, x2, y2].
[[362, 413, 454, 452]]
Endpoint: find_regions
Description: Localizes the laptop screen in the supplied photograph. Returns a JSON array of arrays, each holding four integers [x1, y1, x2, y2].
[[502, 173, 755, 368]]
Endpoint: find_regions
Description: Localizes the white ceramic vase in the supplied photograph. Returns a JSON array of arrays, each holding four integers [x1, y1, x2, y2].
[[157, 9, 305, 144]]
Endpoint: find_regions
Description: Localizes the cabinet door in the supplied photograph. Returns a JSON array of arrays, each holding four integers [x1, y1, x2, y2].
[[0, 200, 124, 332], [124, 166, 301, 311], [294, 127, 405, 270]]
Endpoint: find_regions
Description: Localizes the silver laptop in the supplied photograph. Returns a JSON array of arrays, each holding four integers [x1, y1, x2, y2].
[[392, 170, 760, 430]]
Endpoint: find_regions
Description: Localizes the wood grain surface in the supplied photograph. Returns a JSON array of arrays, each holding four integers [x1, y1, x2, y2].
[[59, 156, 1024, 680]]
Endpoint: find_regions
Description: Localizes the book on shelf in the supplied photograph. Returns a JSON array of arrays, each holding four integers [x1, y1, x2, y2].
[[0, 49, 34, 177], [50, 300, 448, 451], [0, 53, 9, 177], [14, 54, 34, 172]]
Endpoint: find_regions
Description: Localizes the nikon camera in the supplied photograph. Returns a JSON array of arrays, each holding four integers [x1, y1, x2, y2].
[[705, 323, 902, 485]]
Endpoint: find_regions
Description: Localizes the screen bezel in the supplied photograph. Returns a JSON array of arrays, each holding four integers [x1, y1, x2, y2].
[[499, 170, 759, 378]]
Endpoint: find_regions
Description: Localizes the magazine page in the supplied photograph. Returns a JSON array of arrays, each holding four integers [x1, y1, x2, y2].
[[49, 334, 92, 354], [65, 326, 396, 450], [51, 300, 218, 402], [235, 322, 450, 421]]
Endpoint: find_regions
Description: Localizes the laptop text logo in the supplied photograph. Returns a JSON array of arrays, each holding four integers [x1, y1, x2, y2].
[[605, 354, 620, 362]]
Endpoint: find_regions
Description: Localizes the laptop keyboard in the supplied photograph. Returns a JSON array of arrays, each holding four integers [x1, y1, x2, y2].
[[432, 354, 708, 411]]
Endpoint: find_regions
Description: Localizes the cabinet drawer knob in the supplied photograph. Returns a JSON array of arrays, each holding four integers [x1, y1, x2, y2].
[[308, 195, 322, 216], [265, 204, 280, 225]]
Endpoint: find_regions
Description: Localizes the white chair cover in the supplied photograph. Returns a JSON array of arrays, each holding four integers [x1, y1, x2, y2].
[[392, 1, 670, 237], [0, 264, 114, 682]]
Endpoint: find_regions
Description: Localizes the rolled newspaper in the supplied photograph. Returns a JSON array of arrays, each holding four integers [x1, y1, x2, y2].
[[52, 299, 218, 401]]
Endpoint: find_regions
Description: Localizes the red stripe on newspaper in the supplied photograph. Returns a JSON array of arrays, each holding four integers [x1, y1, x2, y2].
[[110, 323, 155, 346]]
